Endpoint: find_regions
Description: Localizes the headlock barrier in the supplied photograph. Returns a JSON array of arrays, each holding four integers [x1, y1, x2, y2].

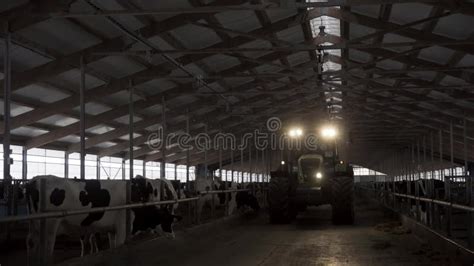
[[0, 177, 267, 266]]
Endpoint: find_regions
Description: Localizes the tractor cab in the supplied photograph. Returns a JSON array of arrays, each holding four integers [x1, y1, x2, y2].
[[297, 154, 324, 185]]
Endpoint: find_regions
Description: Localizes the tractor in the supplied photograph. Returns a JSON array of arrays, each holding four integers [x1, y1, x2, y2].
[[268, 150, 355, 225]]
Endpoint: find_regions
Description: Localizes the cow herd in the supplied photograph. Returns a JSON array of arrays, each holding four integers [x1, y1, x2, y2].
[[370, 178, 471, 225], [0, 175, 264, 263]]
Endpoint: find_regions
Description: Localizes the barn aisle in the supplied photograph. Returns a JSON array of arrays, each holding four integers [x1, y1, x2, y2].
[[59, 198, 460, 266]]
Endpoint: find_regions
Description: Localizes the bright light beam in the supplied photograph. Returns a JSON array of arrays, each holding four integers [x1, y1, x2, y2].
[[288, 127, 303, 138], [320, 125, 338, 140]]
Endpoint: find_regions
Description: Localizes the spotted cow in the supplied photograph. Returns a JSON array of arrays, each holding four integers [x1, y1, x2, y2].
[[26, 176, 127, 263], [241, 182, 265, 208], [25, 175, 181, 262], [195, 177, 221, 222], [217, 181, 238, 215], [235, 188, 260, 213], [131, 176, 181, 237]]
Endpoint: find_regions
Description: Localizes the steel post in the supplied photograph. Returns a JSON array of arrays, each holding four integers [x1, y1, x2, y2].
[[80, 57, 86, 180], [129, 80, 134, 180], [64, 152, 69, 179], [38, 178, 47, 266], [204, 124, 208, 180], [122, 159, 126, 180], [125, 180, 131, 241], [429, 132, 434, 226], [185, 114, 192, 222], [3, 24, 12, 216], [22, 147, 27, 180], [249, 146, 254, 195], [464, 117, 474, 248], [186, 109, 190, 184], [447, 121, 454, 237], [96, 156, 100, 180], [230, 149, 234, 183], [161, 97, 167, 180], [255, 148, 259, 183], [241, 147, 244, 183]]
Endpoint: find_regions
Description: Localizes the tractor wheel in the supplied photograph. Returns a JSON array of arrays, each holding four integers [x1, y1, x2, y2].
[[331, 176, 354, 225], [268, 176, 294, 223]]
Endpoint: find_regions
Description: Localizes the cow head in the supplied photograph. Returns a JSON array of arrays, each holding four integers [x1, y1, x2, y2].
[[157, 207, 182, 239], [131, 177, 154, 202]]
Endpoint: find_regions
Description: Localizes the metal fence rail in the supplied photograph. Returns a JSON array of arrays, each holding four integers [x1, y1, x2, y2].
[[198, 188, 250, 195], [0, 177, 265, 266], [356, 184, 474, 212], [0, 197, 200, 224], [0, 189, 252, 224], [356, 182, 474, 252], [392, 192, 474, 212]]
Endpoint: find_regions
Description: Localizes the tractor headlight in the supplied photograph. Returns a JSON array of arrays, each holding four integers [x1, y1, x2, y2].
[[288, 127, 303, 138], [320, 125, 338, 140], [315, 172, 323, 179]]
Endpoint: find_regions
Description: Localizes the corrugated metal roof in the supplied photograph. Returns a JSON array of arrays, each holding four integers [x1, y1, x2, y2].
[[0, 0, 473, 166]]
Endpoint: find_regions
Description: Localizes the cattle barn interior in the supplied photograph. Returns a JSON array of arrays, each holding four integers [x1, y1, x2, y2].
[[1, 0, 474, 265]]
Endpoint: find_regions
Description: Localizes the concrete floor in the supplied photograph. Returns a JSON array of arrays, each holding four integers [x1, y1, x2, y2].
[[59, 197, 465, 266]]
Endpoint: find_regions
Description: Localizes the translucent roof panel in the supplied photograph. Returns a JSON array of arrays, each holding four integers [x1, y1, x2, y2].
[[307, 0, 342, 119]]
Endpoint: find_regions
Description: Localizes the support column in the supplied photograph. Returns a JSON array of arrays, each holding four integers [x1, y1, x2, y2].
[[447, 121, 454, 237], [219, 129, 222, 181], [22, 147, 27, 180], [439, 129, 443, 182], [186, 110, 190, 184], [436, 129, 443, 229], [429, 132, 434, 226], [122, 159, 126, 180], [470, 161, 474, 249], [230, 149, 234, 183], [96, 156, 100, 180], [255, 148, 259, 182], [80, 56, 86, 180], [463, 117, 469, 207], [240, 147, 244, 183], [129, 80, 134, 180], [464, 117, 468, 176], [450, 121, 454, 175], [261, 149, 265, 182], [464, 117, 473, 248], [3, 23, 12, 210], [249, 146, 254, 194], [204, 124, 208, 179], [160, 97, 167, 180], [261, 149, 264, 182], [174, 164, 177, 181], [64, 153, 69, 179], [143, 160, 146, 176]]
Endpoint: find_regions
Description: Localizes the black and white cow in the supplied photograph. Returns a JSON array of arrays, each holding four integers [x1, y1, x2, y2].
[[240, 182, 264, 209], [25, 175, 181, 262], [215, 181, 261, 215], [131, 176, 181, 237], [385, 179, 447, 224], [195, 177, 221, 222], [26, 176, 127, 262], [217, 181, 238, 216], [235, 188, 260, 213]]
